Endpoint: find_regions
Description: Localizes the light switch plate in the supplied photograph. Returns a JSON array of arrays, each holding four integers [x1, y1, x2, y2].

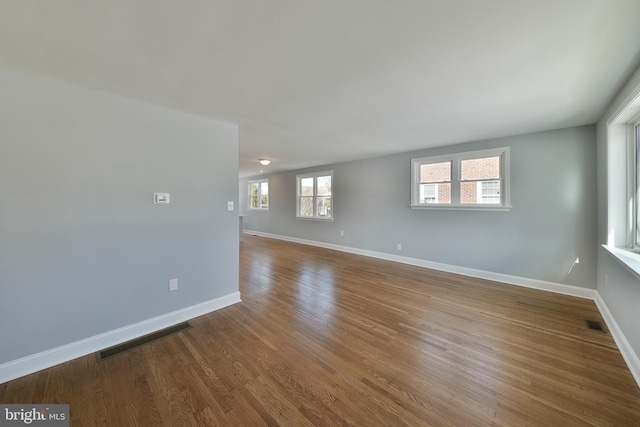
[[227, 201, 234, 211]]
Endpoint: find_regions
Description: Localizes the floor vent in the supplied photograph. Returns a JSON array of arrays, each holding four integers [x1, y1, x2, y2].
[[96, 322, 191, 361], [585, 319, 606, 333]]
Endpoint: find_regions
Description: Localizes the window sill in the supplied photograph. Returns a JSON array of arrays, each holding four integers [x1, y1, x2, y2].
[[296, 216, 333, 222], [409, 204, 512, 212], [602, 244, 640, 281]]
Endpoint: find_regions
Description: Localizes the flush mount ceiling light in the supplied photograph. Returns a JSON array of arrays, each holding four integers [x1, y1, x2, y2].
[[259, 159, 271, 165]]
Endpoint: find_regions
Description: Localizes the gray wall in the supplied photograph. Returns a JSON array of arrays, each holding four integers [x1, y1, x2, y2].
[[0, 66, 239, 364], [240, 126, 597, 289], [597, 63, 640, 355]]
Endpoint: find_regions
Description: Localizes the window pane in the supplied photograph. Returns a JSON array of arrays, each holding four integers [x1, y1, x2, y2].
[[300, 177, 314, 196], [316, 197, 331, 217], [299, 196, 313, 216], [461, 180, 500, 204], [421, 183, 436, 203], [461, 156, 500, 181], [420, 162, 451, 183], [260, 182, 269, 208], [419, 183, 451, 203], [249, 183, 258, 208], [317, 175, 331, 196]]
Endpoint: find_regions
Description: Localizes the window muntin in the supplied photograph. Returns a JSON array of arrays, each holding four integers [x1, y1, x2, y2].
[[296, 171, 333, 220], [248, 179, 269, 210], [411, 147, 510, 210]]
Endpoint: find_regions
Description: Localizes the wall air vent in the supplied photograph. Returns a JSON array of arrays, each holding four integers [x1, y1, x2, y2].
[[96, 322, 191, 361]]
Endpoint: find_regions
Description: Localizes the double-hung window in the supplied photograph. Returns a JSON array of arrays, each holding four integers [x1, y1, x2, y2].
[[410, 147, 510, 210], [248, 178, 269, 210], [296, 171, 332, 220]]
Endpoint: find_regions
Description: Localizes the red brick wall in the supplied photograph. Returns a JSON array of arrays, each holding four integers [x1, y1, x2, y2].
[[420, 162, 450, 183]]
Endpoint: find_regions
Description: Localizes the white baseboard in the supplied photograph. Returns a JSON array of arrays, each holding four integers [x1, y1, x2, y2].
[[246, 230, 640, 388], [594, 293, 640, 387], [0, 292, 241, 384], [245, 230, 596, 299]]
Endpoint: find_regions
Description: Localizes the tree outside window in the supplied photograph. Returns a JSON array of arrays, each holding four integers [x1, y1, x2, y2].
[[248, 179, 269, 210]]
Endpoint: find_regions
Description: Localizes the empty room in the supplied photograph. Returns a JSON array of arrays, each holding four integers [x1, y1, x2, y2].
[[2, 1, 640, 426]]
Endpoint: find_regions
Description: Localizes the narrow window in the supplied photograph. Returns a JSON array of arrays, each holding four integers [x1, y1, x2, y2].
[[296, 171, 333, 220], [248, 179, 269, 210]]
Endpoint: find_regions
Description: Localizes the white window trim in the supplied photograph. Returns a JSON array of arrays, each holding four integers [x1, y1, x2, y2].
[[604, 81, 640, 279], [410, 147, 511, 211], [633, 120, 640, 251], [248, 178, 269, 211], [296, 170, 333, 221]]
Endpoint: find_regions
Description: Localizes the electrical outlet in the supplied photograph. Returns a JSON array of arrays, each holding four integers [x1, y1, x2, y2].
[[604, 274, 608, 288], [169, 278, 178, 291], [397, 244, 402, 251], [340, 230, 344, 236]]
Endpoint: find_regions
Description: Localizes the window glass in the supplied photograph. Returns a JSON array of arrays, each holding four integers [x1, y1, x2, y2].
[[300, 177, 314, 196], [299, 196, 313, 217], [460, 157, 500, 181], [317, 175, 331, 196], [419, 162, 451, 204], [420, 162, 451, 183]]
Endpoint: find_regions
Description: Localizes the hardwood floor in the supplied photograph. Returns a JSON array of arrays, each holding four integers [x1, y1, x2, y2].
[[2, 235, 640, 426]]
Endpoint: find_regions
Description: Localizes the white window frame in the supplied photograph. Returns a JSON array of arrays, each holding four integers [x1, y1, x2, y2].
[[603, 82, 640, 279], [632, 121, 640, 252], [296, 171, 333, 221], [248, 178, 269, 211], [410, 147, 511, 211]]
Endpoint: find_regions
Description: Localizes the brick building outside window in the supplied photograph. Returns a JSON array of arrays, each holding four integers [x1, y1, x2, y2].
[[411, 147, 510, 210]]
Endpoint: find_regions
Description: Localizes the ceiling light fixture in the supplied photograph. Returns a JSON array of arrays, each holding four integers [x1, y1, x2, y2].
[[259, 159, 271, 165]]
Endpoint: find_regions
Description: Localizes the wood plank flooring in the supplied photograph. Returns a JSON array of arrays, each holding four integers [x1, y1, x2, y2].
[[2, 235, 639, 426]]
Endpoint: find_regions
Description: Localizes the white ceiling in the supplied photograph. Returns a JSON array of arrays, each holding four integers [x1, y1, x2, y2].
[[2, 1, 640, 178]]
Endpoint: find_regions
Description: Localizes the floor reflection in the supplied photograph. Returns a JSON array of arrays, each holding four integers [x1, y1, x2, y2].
[[295, 263, 336, 329]]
